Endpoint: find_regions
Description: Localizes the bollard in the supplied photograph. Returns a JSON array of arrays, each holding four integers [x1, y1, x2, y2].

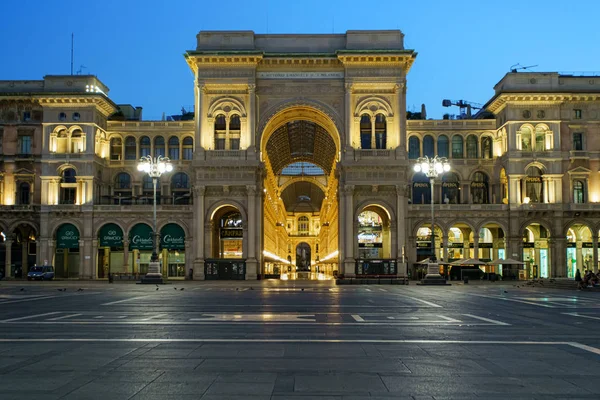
[[189, 268, 193, 280], [463, 276, 469, 284]]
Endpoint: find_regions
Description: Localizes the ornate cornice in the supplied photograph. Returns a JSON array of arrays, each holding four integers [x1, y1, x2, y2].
[[487, 93, 600, 114]]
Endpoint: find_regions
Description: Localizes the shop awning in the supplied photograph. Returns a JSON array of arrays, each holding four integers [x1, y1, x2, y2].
[[56, 223, 79, 249], [98, 223, 124, 247], [129, 223, 153, 250], [160, 223, 185, 250]]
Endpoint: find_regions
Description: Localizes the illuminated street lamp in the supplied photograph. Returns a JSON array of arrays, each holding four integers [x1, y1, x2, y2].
[[414, 156, 451, 284], [137, 155, 173, 283]]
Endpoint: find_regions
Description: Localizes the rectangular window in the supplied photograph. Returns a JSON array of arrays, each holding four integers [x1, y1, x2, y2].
[[183, 148, 193, 160], [169, 147, 179, 160], [215, 138, 226, 150], [229, 138, 240, 150], [574, 109, 582, 119], [360, 133, 371, 150], [573, 132, 583, 151], [18, 135, 32, 154], [23, 111, 31, 122]]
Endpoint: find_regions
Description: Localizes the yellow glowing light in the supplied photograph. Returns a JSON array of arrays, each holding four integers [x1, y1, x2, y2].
[[523, 197, 530, 204], [593, 195, 599, 203]]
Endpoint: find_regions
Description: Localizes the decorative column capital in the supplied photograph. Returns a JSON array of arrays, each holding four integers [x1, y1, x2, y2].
[[246, 185, 257, 196], [343, 185, 354, 195], [248, 84, 256, 92], [193, 185, 205, 197]]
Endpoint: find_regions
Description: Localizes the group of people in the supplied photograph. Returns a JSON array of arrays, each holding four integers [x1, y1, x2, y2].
[[577, 269, 599, 289]]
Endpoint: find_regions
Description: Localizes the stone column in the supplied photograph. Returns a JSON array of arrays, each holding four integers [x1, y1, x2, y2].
[[185, 239, 193, 280], [47, 240, 55, 269], [343, 185, 355, 276], [550, 237, 566, 278], [370, 115, 376, 149], [78, 240, 85, 279], [398, 83, 407, 151], [92, 240, 99, 279], [345, 83, 352, 150], [4, 239, 13, 278], [248, 84, 256, 150], [21, 240, 28, 275], [473, 235, 479, 260], [193, 186, 206, 280], [593, 236, 598, 274], [123, 239, 130, 274], [442, 235, 449, 263], [195, 82, 205, 153], [246, 185, 258, 280], [396, 185, 406, 262]]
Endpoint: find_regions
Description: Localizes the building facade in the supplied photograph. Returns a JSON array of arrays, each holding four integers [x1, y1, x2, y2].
[[1, 30, 599, 280]]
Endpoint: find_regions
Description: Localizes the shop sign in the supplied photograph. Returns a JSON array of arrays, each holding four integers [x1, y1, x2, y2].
[[220, 228, 243, 239], [470, 243, 493, 248], [129, 224, 153, 250], [567, 242, 576, 248], [99, 223, 123, 247], [160, 224, 185, 250], [583, 242, 594, 248], [523, 242, 535, 248], [416, 242, 431, 248], [56, 224, 79, 249], [358, 243, 383, 248], [449, 243, 464, 248]]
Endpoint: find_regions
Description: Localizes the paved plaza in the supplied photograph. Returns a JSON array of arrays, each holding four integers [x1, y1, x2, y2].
[[0, 280, 599, 399]]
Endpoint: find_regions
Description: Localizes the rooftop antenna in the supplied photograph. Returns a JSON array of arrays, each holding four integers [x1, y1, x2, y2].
[[70, 33, 74, 75], [510, 63, 539, 73], [76, 65, 87, 75]]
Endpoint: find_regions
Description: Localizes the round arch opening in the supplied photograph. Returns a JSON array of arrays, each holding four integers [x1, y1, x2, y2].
[[522, 223, 551, 279], [566, 224, 593, 279]]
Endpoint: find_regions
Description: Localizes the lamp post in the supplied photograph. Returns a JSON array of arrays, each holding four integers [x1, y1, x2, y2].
[[414, 156, 451, 284], [137, 155, 173, 283]]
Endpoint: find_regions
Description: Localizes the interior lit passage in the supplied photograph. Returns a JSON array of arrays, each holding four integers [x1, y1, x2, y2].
[[356, 206, 396, 276], [468, 224, 505, 274], [97, 223, 129, 278], [566, 224, 593, 278], [523, 223, 550, 279], [262, 118, 339, 280], [0, 226, 37, 278], [206, 206, 246, 280]]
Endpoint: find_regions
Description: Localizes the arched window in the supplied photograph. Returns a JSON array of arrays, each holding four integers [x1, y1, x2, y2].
[[298, 216, 309, 234], [62, 168, 76, 184], [60, 168, 77, 204], [125, 136, 137, 160], [470, 172, 489, 204], [229, 115, 241, 150], [408, 136, 420, 159], [142, 175, 160, 204], [423, 135, 434, 157], [525, 166, 543, 203], [110, 137, 122, 161], [466, 135, 478, 158], [442, 172, 460, 204], [452, 136, 464, 158], [154, 136, 165, 157], [171, 172, 190, 204], [500, 168, 508, 204], [140, 136, 151, 157], [168, 136, 180, 160], [481, 136, 493, 159], [412, 173, 430, 204], [535, 125, 546, 152], [114, 173, 132, 205], [70, 129, 83, 153], [374, 114, 386, 149], [18, 182, 30, 205], [574, 180, 585, 204], [214, 115, 226, 150], [115, 173, 131, 189], [360, 114, 371, 149], [521, 126, 532, 151], [182, 137, 193, 160], [437, 135, 449, 158]]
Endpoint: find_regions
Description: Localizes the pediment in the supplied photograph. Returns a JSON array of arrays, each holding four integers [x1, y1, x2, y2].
[[567, 166, 592, 175]]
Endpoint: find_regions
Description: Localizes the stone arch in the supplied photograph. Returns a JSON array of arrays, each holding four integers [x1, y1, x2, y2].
[[56, 163, 78, 175], [354, 199, 395, 222], [411, 219, 446, 237], [107, 132, 124, 141], [124, 220, 154, 236], [519, 219, 553, 237], [158, 220, 191, 238], [445, 220, 476, 234], [474, 219, 508, 235], [8, 220, 39, 235], [563, 220, 594, 238], [468, 169, 490, 181], [207, 96, 247, 118], [207, 200, 248, 226], [353, 96, 394, 118], [258, 99, 343, 151], [94, 221, 127, 238], [50, 219, 83, 238], [524, 161, 547, 174]]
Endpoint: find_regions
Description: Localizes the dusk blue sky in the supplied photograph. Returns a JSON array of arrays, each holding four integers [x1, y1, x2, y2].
[[2, 0, 599, 120]]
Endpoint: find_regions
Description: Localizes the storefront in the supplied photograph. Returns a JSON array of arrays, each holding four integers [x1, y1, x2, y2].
[[358, 210, 383, 259], [97, 223, 128, 278], [129, 223, 154, 274], [55, 223, 80, 278], [160, 223, 186, 278]]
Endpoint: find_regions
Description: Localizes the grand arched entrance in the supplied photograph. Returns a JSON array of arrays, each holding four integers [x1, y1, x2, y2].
[[260, 108, 341, 280]]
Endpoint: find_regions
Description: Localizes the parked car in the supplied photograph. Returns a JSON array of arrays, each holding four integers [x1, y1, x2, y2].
[[27, 266, 55, 281]]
